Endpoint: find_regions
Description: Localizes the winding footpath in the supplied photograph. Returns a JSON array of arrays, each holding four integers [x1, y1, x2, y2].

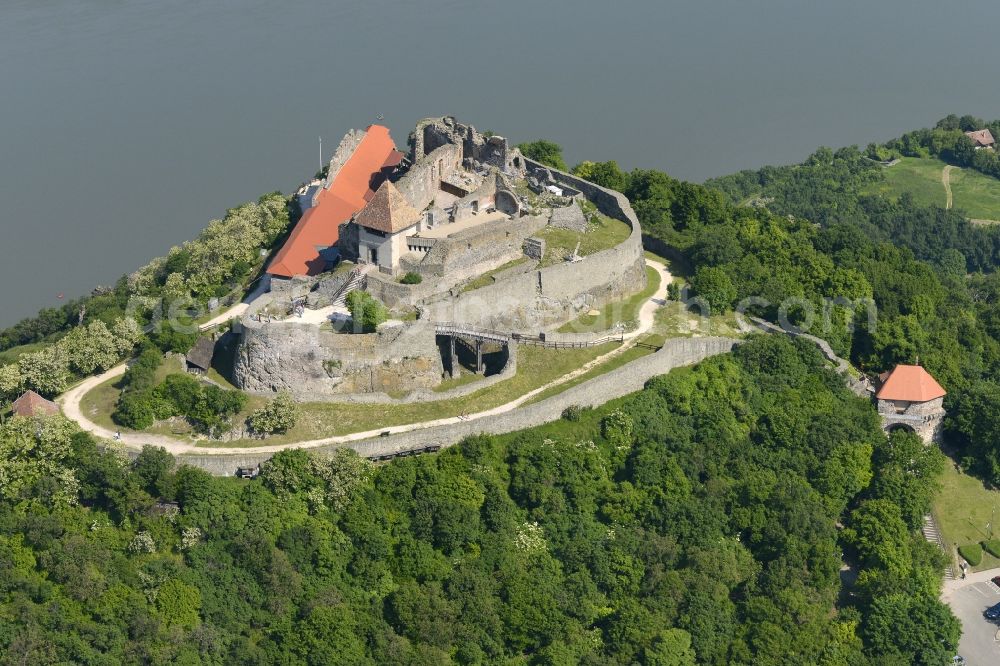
[[943, 164, 956, 210], [58, 260, 672, 457]]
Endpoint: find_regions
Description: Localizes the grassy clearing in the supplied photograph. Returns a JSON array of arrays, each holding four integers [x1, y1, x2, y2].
[[461, 257, 532, 293], [949, 167, 1000, 221], [524, 341, 658, 405], [863, 157, 948, 209], [537, 215, 631, 268], [863, 156, 1000, 221], [933, 459, 1000, 572], [558, 266, 660, 334], [0, 341, 52, 365], [432, 371, 488, 393], [654, 300, 741, 339]]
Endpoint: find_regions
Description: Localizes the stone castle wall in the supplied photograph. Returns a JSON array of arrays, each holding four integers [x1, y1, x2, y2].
[[176, 336, 740, 475], [233, 319, 443, 398], [366, 213, 550, 309], [395, 143, 463, 211], [419, 160, 647, 330]]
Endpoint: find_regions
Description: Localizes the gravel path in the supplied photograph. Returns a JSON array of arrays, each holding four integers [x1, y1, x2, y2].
[[943, 164, 956, 209], [58, 260, 672, 456]]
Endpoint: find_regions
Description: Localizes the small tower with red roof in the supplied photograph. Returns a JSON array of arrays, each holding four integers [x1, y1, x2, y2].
[[875, 364, 946, 443]]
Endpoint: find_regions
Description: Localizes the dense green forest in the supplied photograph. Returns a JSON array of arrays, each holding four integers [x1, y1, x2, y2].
[[563, 134, 1000, 487], [0, 336, 955, 664]]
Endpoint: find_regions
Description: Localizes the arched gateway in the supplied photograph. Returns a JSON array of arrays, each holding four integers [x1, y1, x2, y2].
[[875, 364, 946, 444]]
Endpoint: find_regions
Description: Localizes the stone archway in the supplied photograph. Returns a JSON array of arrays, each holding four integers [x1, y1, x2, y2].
[[495, 189, 519, 216]]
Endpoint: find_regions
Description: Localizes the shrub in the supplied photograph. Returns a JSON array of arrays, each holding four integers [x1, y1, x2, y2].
[[983, 539, 1000, 558], [517, 140, 568, 171], [149, 326, 199, 354], [113, 391, 156, 430], [345, 291, 388, 333], [400, 272, 423, 285], [959, 543, 983, 566], [248, 392, 299, 436], [155, 374, 203, 416], [562, 405, 585, 421], [121, 347, 163, 393]]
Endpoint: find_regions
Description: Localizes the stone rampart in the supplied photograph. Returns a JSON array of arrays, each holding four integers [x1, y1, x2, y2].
[[233, 319, 443, 398], [329, 341, 515, 405], [175, 336, 740, 475]]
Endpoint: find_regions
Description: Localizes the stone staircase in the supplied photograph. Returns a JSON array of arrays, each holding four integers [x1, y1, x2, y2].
[[331, 268, 367, 308], [922, 513, 956, 580]]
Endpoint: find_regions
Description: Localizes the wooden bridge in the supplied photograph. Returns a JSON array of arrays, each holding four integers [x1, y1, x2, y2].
[[434, 322, 510, 343]]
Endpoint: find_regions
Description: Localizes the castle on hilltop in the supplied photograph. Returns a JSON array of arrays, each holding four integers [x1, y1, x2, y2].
[[231, 116, 646, 401]]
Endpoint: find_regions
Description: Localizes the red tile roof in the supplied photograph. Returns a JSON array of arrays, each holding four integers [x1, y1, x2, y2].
[[11, 390, 59, 417], [267, 125, 403, 278], [966, 129, 996, 147], [876, 365, 946, 403]]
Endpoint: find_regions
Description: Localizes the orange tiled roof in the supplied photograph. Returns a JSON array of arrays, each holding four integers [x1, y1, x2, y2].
[[267, 125, 403, 278], [875, 364, 946, 402], [966, 129, 995, 147], [11, 390, 59, 417]]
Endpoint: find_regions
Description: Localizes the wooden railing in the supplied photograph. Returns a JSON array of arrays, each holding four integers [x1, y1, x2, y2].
[[433, 321, 624, 349]]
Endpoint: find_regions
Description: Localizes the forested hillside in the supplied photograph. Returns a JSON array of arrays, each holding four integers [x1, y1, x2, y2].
[[0, 336, 955, 664], [563, 136, 1000, 487], [1, 128, 994, 665]]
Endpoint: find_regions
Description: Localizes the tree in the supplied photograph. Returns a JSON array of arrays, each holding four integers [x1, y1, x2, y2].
[[644, 628, 697, 666], [260, 449, 318, 497], [691, 266, 737, 312], [111, 317, 143, 356], [0, 414, 80, 507], [156, 578, 201, 628], [517, 140, 568, 171], [572, 160, 629, 191], [18, 346, 70, 397], [871, 429, 944, 529], [132, 446, 175, 497], [951, 134, 977, 167], [63, 320, 119, 375], [156, 373, 203, 416], [862, 593, 959, 665], [310, 449, 374, 512], [345, 291, 387, 333], [112, 390, 157, 430], [951, 379, 1000, 484], [248, 392, 299, 436], [0, 363, 23, 402]]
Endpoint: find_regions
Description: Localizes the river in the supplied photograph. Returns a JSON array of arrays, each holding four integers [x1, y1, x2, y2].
[[2, 0, 999, 327]]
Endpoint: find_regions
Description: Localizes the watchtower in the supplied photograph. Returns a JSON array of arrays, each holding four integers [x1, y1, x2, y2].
[[875, 364, 946, 444]]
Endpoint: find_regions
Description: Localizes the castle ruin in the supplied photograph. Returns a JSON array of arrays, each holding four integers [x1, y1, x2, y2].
[[231, 116, 647, 400]]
